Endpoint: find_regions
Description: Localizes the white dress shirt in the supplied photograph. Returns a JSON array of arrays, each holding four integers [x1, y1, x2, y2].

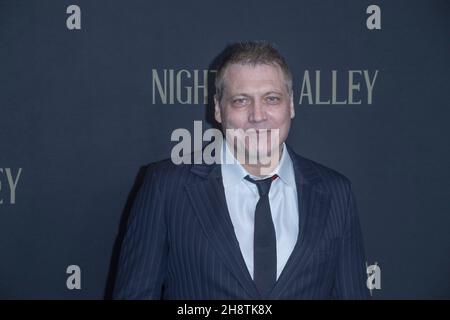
[[220, 140, 299, 280]]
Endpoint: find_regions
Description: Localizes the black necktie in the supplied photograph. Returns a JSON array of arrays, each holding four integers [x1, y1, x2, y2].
[[244, 174, 278, 296]]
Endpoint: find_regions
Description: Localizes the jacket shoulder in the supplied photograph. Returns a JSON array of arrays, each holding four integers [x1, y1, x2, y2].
[[143, 157, 194, 182]]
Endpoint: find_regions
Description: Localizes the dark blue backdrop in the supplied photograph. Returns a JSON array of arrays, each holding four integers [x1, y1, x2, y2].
[[0, 0, 449, 299]]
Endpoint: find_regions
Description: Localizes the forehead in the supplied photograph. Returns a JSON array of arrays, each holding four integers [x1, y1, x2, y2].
[[222, 63, 286, 95]]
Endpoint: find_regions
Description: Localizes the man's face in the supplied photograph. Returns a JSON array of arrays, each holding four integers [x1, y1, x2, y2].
[[214, 63, 295, 162]]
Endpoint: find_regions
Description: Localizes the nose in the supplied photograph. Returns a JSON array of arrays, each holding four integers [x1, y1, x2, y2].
[[249, 100, 267, 123]]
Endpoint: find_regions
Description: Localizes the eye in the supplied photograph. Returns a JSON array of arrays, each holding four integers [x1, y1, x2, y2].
[[232, 97, 249, 106], [265, 96, 281, 104]]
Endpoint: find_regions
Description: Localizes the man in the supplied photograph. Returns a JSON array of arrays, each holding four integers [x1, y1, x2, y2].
[[113, 41, 370, 299]]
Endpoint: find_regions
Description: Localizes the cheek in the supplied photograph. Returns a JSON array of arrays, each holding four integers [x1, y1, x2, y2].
[[223, 108, 248, 128], [268, 107, 291, 126], [269, 109, 291, 139]]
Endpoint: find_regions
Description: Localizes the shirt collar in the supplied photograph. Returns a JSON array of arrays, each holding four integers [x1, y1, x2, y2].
[[220, 139, 296, 188]]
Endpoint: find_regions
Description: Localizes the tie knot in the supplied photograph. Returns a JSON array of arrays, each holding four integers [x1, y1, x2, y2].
[[244, 174, 278, 197]]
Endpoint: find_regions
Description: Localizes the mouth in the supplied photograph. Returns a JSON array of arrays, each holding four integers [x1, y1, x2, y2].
[[251, 128, 272, 133]]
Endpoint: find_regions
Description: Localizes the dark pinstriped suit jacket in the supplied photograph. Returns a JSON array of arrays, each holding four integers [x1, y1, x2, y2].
[[113, 144, 370, 299]]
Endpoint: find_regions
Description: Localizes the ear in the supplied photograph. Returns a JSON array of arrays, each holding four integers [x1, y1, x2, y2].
[[289, 94, 295, 119], [214, 94, 222, 123]]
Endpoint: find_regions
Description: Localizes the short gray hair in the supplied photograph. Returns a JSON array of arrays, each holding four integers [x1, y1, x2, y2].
[[214, 41, 293, 102]]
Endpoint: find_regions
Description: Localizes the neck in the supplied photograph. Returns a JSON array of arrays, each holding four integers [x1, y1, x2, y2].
[[225, 141, 284, 177], [242, 163, 277, 177]]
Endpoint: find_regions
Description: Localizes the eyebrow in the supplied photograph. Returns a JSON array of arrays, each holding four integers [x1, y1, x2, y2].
[[264, 91, 283, 95], [231, 93, 250, 97], [230, 90, 283, 98]]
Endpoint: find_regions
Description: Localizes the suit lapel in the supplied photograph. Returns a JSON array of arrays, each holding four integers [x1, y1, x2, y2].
[[185, 163, 261, 299], [184, 145, 332, 299], [269, 145, 332, 298]]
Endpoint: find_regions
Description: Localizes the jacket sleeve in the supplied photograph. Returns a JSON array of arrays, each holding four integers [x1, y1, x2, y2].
[[331, 182, 371, 299], [113, 165, 168, 299]]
